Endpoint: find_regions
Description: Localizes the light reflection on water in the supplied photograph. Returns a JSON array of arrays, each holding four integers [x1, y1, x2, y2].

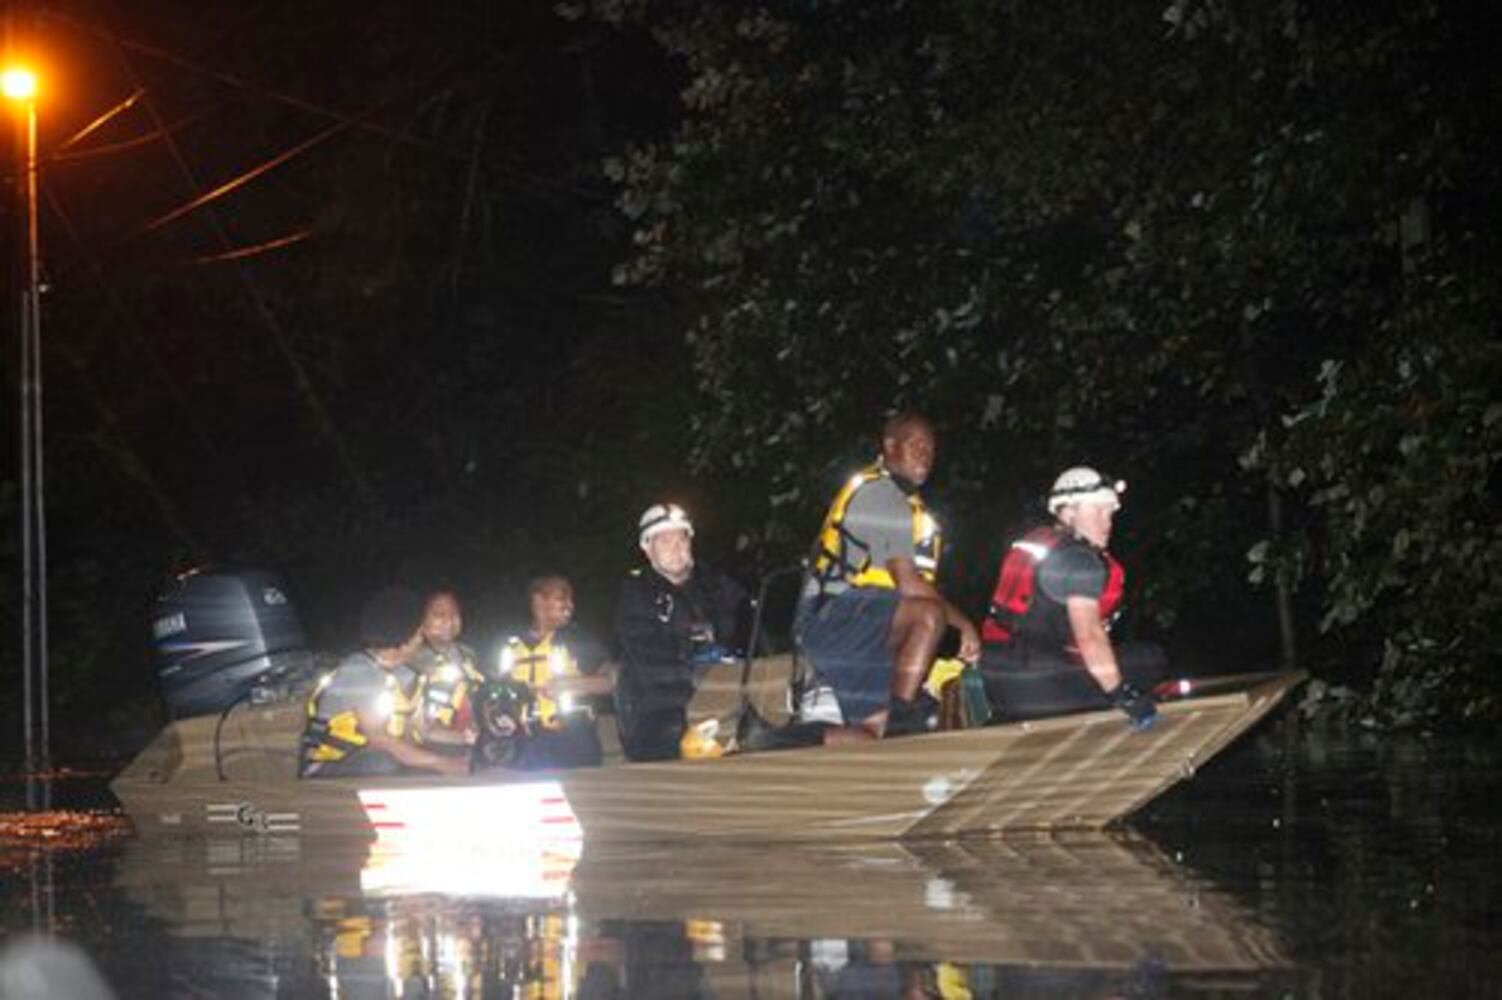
[[2, 726, 1500, 998], [98, 827, 1289, 998]]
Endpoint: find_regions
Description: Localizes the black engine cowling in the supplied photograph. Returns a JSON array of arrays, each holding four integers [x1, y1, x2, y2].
[[153, 568, 312, 719]]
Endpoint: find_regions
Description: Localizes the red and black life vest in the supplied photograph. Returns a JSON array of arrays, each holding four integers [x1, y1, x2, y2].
[[981, 525, 1125, 647]]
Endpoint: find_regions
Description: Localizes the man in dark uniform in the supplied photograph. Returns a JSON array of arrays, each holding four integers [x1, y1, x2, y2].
[[979, 467, 1163, 728], [613, 503, 746, 761]]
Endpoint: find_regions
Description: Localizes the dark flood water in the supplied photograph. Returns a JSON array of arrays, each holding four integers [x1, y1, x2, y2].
[[2, 722, 1500, 998]]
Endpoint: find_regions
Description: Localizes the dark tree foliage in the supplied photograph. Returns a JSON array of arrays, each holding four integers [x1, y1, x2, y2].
[[572, 0, 1502, 721]]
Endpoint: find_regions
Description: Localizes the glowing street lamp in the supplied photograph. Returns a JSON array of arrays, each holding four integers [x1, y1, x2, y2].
[[2, 67, 37, 103], [1, 66, 38, 101], [5, 61, 49, 801]]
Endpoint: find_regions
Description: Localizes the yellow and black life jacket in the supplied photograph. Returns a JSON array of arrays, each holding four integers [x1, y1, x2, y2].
[[810, 463, 942, 591], [415, 644, 484, 735], [301, 657, 423, 765], [499, 633, 590, 730]]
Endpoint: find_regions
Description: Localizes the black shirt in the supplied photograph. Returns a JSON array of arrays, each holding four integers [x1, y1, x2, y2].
[[612, 564, 746, 759]]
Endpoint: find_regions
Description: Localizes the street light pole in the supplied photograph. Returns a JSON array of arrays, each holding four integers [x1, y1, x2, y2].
[[4, 65, 48, 807]]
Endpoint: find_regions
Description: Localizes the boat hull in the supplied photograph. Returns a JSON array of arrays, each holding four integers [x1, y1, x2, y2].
[[110, 670, 1304, 843]]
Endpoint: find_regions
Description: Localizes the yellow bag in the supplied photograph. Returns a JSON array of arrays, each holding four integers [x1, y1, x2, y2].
[[924, 657, 967, 700]]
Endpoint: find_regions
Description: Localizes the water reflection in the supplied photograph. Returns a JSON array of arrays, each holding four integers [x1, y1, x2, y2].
[[99, 830, 1287, 998]]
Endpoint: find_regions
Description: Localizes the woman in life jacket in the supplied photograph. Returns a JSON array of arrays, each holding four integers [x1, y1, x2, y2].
[[409, 589, 484, 747], [978, 467, 1164, 729]]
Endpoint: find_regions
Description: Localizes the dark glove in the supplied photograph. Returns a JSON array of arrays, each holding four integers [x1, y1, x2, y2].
[[691, 643, 744, 665], [691, 642, 728, 665], [1111, 682, 1158, 731]]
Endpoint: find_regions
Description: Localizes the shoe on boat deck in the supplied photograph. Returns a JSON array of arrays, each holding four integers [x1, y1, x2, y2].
[[736, 706, 830, 752], [884, 693, 939, 737]]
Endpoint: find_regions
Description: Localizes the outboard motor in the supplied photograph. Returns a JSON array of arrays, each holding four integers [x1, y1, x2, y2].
[[152, 568, 313, 719]]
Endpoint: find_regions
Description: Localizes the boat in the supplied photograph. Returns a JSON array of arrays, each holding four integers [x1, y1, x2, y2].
[[110, 658, 1304, 844]]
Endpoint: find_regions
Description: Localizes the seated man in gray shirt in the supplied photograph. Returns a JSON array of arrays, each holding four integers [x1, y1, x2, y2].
[[978, 467, 1164, 728], [794, 413, 980, 739]]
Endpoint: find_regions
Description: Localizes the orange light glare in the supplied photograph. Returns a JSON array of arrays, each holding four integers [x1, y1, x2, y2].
[[2, 66, 39, 101]]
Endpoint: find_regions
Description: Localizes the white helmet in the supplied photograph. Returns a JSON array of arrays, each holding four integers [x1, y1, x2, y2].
[[1048, 467, 1124, 515], [638, 502, 694, 544]]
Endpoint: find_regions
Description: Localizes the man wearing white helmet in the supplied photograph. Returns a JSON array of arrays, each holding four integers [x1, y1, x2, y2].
[[613, 502, 747, 760], [978, 466, 1164, 728]]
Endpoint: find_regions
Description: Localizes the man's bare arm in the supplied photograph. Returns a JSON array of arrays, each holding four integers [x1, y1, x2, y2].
[[359, 709, 470, 776], [889, 557, 981, 662], [1066, 596, 1122, 693], [541, 671, 615, 698]]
